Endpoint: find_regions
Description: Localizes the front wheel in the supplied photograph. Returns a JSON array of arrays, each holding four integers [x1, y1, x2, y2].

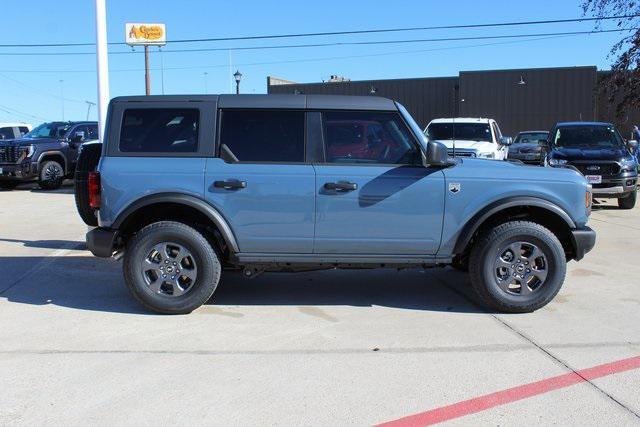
[[469, 221, 566, 313], [123, 221, 221, 314], [618, 190, 637, 210], [38, 160, 64, 190]]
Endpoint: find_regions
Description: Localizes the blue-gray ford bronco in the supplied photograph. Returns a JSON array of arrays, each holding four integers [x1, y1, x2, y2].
[[80, 95, 596, 314]]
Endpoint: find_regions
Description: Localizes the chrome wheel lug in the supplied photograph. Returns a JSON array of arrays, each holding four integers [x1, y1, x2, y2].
[[162, 274, 166, 278]]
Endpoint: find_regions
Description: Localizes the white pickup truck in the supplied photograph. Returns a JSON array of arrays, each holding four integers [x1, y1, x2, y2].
[[424, 117, 512, 160]]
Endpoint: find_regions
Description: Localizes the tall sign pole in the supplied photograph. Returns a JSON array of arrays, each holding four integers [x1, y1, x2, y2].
[[95, 0, 110, 143], [144, 45, 151, 95], [126, 23, 166, 96]]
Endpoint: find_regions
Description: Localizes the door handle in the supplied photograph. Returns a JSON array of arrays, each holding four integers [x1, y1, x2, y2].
[[324, 181, 358, 192], [214, 179, 247, 190]]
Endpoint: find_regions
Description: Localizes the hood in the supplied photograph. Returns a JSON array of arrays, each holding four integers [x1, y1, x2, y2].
[[435, 139, 493, 151], [509, 143, 542, 153], [551, 145, 628, 161]]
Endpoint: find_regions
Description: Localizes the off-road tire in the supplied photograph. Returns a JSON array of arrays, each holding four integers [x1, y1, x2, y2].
[[469, 221, 566, 313], [38, 160, 64, 190], [618, 190, 637, 210], [74, 143, 102, 226], [124, 221, 221, 314]]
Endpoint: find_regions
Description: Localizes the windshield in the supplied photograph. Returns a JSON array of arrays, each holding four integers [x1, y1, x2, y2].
[[514, 132, 548, 144], [553, 126, 625, 148], [426, 122, 492, 142], [23, 122, 71, 139]]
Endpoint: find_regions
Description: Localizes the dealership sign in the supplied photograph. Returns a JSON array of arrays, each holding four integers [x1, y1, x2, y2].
[[125, 23, 166, 46]]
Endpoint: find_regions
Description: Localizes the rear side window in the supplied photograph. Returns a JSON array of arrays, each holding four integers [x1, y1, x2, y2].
[[322, 111, 419, 164], [0, 127, 14, 140], [119, 109, 199, 153], [219, 110, 305, 162]]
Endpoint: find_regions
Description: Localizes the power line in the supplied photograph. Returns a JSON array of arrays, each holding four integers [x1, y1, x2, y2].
[[0, 33, 614, 74], [0, 103, 48, 122], [0, 28, 632, 57], [0, 14, 637, 48], [0, 73, 88, 103]]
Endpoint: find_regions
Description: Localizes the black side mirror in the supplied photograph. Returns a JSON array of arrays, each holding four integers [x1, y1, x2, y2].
[[426, 141, 449, 166], [71, 131, 85, 143]]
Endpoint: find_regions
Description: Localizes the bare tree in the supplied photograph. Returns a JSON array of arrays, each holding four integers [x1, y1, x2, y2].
[[583, 1, 640, 119]]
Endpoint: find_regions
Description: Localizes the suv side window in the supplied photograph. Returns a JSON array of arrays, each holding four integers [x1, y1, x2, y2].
[[86, 124, 98, 139], [0, 127, 14, 140], [18, 127, 29, 137], [322, 111, 419, 164], [219, 110, 305, 162], [119, 109, 199, 153]]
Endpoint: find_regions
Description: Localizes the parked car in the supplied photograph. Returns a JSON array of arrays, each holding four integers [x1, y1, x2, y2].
[[544, 122, 638, 209], [509, 131, 549, 165], [82, 95, 595, 315], [424, 118, 512, 160], [0, 121, 98, 190], [0, 122, 32, 140]]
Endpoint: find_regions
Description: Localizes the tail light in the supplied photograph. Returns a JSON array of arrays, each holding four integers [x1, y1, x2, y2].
[[88, 171, 101, 209]]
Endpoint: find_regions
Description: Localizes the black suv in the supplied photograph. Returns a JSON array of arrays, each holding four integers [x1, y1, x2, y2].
[[545, 122, 638, 209], [0, 121, 98, 190]]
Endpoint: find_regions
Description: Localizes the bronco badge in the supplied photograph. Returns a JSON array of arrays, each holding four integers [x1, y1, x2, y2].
[[449, 183, 461, 194]]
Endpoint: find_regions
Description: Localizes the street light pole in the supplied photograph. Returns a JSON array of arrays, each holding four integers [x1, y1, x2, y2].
[[85, 101, 96, 121], [94, 0, 110, 142], [233, 70, 242, 95]]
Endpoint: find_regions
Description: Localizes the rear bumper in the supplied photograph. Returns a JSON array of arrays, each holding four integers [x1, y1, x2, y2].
[[86, 227, 118, 258], [571, 226, 596, 261]]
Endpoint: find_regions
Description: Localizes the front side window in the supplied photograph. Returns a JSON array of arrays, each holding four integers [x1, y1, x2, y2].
[[323, 111, 419, 164], [426, 122, 492, 142], [119, 109, 199, 153], [24, 122, 71, 139], [18, 127, 30, 136], [87, 125, 98, 139], [219, 110, 305, 162]]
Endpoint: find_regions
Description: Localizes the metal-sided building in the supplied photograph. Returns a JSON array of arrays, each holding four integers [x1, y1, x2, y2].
[[267, 66, 639, 137]]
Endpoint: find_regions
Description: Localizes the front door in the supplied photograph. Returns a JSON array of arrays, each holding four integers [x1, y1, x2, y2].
[[205, 109, 315, 254], [314, 111, 445, 255]]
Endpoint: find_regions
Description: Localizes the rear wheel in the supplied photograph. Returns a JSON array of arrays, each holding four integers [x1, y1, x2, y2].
[[38, 160, 64, 190], [469, 221, 566, 313], [618, 190, 637, 210], [123, 221, 221, 314]]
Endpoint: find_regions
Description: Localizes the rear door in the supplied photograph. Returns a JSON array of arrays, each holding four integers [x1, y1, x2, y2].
[[313, 110, 445, 255], [204, 109, 315, 254]]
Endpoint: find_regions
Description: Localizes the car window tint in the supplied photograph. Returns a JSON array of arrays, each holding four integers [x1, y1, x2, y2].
[[322, 111, 419, 164], [18, 127, 29, 136], [119, 109, 199, 153], [87, 125, 98, 139], [219, 110, 305, 162]]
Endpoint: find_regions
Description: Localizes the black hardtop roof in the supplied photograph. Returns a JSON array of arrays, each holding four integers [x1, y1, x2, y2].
[[110, 94, 398, 111]]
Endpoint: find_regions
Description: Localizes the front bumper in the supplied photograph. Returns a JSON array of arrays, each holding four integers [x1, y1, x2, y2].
[[571, 226, 596, 261], [591, 176, 637, 198], [0, 162, 38, 181], [86, 227, 118, 258]]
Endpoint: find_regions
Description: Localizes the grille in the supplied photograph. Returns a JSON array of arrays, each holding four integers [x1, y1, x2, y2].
[[571, 162, 621, 176], [0, 146, 20, 164], [447, 149, 476, 158]]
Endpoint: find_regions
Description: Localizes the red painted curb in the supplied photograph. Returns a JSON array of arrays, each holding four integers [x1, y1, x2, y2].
[[377, 355, 640, 426]]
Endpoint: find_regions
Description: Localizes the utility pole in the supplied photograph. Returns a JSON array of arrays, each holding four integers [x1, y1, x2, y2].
[[94, 0, 110, 142], [144, 45, 151, 95]]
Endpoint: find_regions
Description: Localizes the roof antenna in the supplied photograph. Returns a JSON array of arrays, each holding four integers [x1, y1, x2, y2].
[[452, 116, 456, 158]]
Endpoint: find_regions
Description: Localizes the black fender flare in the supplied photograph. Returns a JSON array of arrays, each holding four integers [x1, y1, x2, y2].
[[112, 193, 240, 253], [452, 196, 576, 254]]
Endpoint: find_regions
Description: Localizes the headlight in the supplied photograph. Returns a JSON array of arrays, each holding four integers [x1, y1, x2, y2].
[[620, 157, 637, 172], [548, 158, 568, 166], [477, 152, 495, 159], [18, 145, 35, 159]]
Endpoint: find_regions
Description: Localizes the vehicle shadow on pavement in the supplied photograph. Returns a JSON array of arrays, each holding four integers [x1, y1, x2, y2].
[[0, 255, 483, 315], [0, 238, 86, 250]]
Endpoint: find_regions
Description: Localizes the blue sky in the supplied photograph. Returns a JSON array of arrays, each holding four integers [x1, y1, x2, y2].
[[0, 0, 629, 124]]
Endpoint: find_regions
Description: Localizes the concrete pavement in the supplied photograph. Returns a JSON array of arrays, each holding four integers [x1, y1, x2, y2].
[[0, 183, 638, 425]]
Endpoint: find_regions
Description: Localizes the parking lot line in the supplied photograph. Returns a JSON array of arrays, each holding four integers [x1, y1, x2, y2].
[[377, 355, 640, 426]]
